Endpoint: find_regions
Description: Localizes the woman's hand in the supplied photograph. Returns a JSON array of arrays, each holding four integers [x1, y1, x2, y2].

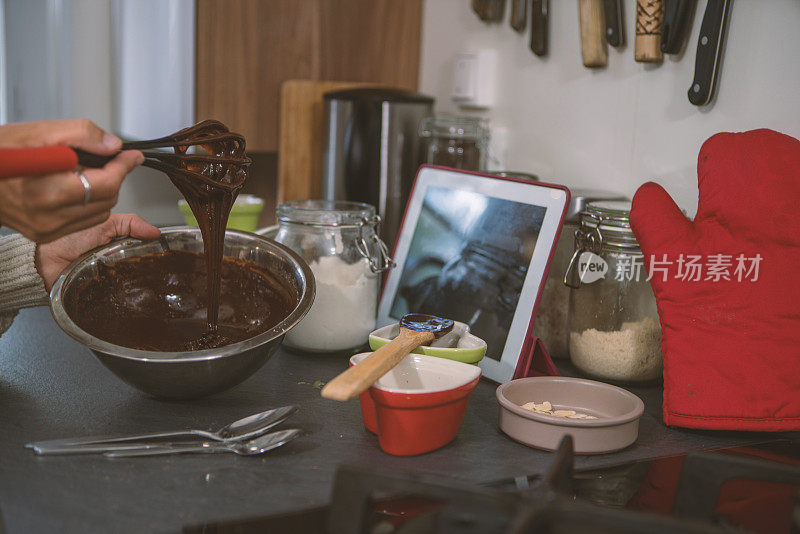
[[36, 214, 161, 291], [0, 119, 144, 242]]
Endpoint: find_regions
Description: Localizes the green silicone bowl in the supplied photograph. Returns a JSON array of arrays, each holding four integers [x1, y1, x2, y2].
[[179, 194, 264, 232], [369, 321, 486, 365]]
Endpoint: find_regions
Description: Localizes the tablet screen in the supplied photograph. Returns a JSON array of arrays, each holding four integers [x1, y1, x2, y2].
[[388, 185, 547, 360]]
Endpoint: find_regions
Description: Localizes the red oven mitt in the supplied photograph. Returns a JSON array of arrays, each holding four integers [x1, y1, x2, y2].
[[630, 129, 800, 431]]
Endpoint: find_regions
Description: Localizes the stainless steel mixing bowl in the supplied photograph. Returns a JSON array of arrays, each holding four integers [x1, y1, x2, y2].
[[49, 227, 315, 399]]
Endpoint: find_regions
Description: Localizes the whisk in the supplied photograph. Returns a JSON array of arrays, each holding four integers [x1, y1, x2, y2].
[[0, 120, 251, 189]]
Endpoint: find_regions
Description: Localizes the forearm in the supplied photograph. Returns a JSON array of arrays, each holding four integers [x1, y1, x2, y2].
[[0, 234, 49, 317]]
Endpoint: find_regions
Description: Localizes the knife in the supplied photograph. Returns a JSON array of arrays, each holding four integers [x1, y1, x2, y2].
[[474, 0, 506, 22], [635, 0, 664, 63], [510, 0, 527, 32], [472, 0, 488, 21], [688, 0, 731, 106], [603, 0, 624, 48], [661, 0, 696, 54], [530, 0, 548, 56], [579, 0, 608, 68]]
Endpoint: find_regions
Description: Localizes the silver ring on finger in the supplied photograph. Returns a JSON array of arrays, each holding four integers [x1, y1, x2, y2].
[[75, 170, 91, 205]]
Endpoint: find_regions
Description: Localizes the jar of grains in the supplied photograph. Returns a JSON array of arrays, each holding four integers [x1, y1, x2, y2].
[[532, 189, 627, 360], [565, 200, 662, 383], [274, 200, 393, 353], [419, 115, 489, 171]]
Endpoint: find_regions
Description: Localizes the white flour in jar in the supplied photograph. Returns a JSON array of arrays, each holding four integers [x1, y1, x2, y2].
[[569, 317, 662, 381], [285, 256, 377, 352]]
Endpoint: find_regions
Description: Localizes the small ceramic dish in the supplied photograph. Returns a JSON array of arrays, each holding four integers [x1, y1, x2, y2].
[[350, 352, 482, 456], [496, 376, 644, 454], [369, 321, 486, 364], [180, 194, 264, 232]]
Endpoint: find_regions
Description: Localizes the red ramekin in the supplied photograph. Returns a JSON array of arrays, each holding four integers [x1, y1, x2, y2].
[[350, 352, 482, 456]]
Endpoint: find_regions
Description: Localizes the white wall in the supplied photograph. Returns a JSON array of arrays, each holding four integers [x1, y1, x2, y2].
[[419, 0, 800, 215], [4, 0, 72, 122], [69, 0, 184, 225], [69, 0, 112, 129]]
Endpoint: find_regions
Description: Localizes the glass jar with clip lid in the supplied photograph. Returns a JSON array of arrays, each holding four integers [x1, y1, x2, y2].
[[564, 200, 662, 383], [274, 200, 394, 353]]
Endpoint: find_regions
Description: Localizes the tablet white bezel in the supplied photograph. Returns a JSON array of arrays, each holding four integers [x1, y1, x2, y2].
[[377, 166, 569, 384]]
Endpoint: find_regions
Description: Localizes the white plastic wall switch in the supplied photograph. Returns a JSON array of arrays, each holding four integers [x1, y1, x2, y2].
[[451, 50, 497, 109]]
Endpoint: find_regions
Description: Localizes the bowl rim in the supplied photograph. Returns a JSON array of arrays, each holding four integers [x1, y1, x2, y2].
[[49, 226, 315, 363], [369, 320, 487, 352], [350, 352, 482, 395], [495, 376, 644, 428]]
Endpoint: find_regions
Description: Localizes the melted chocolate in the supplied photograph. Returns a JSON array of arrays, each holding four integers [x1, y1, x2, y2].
[[65, 251, 296, 352], [399, 314, 455, 337], [161, 121, 251, 334]]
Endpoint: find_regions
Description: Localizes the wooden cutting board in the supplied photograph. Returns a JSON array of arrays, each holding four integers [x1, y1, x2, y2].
[[277, 80, 386, 204]]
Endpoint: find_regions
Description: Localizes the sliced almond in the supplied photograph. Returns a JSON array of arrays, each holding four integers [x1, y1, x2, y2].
[[522, 400, 598, 420]]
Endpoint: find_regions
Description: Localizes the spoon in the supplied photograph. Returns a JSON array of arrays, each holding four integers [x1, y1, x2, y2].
[[104, 429, 303, 458], [27, 405, 298, 455], [321, 314, 455, 402]]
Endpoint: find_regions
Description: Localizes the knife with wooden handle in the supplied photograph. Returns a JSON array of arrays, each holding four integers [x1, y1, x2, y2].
[[476, 0, 505, 22], [603, 0, 624, 47], [635, 0, 664, 62], [510, 0, 527, 32], [579, 0, 608, 68], [473, 0, 487, 20], [688, 0, 731, 106], [530, 0, 549, 56], [661, 0, 696, 54]]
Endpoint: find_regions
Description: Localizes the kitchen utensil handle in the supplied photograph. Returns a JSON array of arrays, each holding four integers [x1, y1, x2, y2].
[[472, 0, 488, 21], [321, 328, 435, 401], [661, 0, 696, 54], [635, 0, 665, 62], [28, 429, 205, 451], [579, 0, 608, 68], [530, 0, 548, 56], [0, 146, 78, 180], [30, 443, 172, 456], [603, 0, 624, 47], [687, 0, 730, 106], [510, 0, 527, 32], [73, 149, 117, 168], [105, 444, 220, 458], [0, 146, 136, 181], [484, 0, 506, 22]]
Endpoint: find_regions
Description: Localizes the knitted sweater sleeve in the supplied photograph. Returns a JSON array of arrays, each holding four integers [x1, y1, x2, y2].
[[0, 234, 50, 337]]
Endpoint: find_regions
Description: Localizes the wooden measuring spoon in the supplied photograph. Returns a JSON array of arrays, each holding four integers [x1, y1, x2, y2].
[[321, 314, 455, 402]]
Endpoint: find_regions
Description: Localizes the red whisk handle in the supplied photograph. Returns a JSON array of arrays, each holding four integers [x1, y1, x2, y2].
[[0, 146, 79, 180]]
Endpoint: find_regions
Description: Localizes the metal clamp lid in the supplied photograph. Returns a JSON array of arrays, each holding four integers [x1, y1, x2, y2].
[[564, 227, 598, 289], [355, 216, 395, 274], [564, 203, 640, 289]]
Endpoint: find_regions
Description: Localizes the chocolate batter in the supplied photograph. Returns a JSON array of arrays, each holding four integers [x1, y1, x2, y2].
[[162, 121, 251, 335], [65, 251, 296, 352]]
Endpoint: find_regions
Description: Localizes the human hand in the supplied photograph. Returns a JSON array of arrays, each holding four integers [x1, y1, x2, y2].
[[0, 119, 144, 242], [35, 213, 161, 291]]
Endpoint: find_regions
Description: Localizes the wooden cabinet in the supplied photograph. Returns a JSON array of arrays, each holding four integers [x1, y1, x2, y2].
[[195, 0, 423, 152]]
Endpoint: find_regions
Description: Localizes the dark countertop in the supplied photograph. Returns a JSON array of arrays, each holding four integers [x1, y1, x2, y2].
[[0, 307, 777, 533]]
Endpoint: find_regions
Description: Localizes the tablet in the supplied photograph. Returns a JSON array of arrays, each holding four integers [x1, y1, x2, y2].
[[377, 165, 569, 383]]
